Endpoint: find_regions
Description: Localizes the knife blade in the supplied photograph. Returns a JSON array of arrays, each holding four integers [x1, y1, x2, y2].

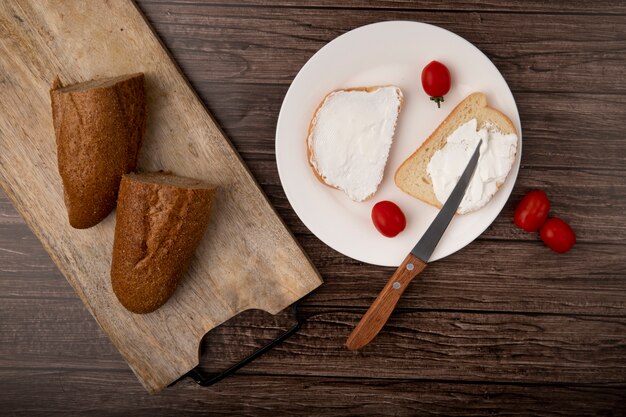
[[346, 139, 482, 351], [411, 138, 483, 262]]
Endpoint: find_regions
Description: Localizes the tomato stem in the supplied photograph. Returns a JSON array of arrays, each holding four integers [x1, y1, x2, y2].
[[430, 96, 445, 108]]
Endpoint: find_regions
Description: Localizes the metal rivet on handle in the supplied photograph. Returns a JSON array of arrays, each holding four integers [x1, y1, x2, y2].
[[393, 282, 401, 289], [406, 263, 414, 271]]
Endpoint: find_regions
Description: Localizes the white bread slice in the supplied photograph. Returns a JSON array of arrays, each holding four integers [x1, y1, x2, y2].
[[307, 86, 403, 202], [394, 92, 517, 212]]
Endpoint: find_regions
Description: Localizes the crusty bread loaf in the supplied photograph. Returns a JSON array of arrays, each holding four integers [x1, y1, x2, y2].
[[111, 172, 217, 314], [50, 73, 146, 229], [394, 92, 516, 210], [306, 86, 403, 202]]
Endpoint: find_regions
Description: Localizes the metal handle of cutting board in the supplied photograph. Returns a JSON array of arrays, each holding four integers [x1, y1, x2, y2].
[[169, 301, 304, 387]]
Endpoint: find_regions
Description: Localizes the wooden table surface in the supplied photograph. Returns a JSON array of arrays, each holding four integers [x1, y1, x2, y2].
[[2, 1, 626, 415]]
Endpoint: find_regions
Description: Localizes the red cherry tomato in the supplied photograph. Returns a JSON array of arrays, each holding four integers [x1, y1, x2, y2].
[[421, 60, 451, 108], [540, 218, 576, 253], [371, 201, 406, 238], [514, 190, 550, 232]]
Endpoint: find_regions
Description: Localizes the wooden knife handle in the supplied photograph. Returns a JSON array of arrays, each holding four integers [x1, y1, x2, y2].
[[346, 253, 427, 351]]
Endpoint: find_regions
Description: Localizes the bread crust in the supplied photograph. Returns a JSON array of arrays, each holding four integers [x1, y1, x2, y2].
[[50, 73, 146, 229], [394, 92, 517, 212], [306, 85, 404, 201], [111, 173, 217, 314]]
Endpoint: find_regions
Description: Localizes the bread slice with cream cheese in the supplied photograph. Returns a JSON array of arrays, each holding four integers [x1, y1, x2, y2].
[[307, 86, 403, 202], [394, 92, 518, 214]]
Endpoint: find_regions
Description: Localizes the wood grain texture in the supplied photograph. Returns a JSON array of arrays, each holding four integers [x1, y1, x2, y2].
[[139, 4, 626, 93], [0, 0, 321, 392], [1, 0, 626, 414], [196, 309, 626, 385], [189, 84, 626, 171], [2, 298, 626, 384], [148, 0, 626, 14], [1, 371, 624, 417]]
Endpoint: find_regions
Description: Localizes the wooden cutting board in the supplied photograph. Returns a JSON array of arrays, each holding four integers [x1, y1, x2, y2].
[[0, 0, 322, 393]]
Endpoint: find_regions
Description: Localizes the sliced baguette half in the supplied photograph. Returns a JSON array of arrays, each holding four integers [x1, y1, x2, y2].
[[111, 172, 217, 314], [394, 92, 517, 212], [306, 85, 403, 202], [51, 73, 146, 229]]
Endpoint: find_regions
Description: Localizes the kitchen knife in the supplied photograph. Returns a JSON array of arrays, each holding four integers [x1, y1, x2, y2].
[[346, 139, 483, 351]]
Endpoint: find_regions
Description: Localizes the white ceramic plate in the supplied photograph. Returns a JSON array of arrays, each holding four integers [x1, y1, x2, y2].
[[276, 21, 521, 267]]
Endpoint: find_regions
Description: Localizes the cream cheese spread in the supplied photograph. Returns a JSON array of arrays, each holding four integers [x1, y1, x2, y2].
[[426, 118, 517, 214], [308, 87, 402, 202]]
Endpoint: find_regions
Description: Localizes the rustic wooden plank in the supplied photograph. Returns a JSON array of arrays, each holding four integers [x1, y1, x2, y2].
[[0, 224, 61, 283], [189, 83, 626, 171], [197, 309, 626, 384], [482, 169, 626, 244], [137, 4, 626, 93], [142, 0, 626, 15], [1, 371, 625, 417], [3, 298, 626, 384], [302, 239, 626, 315], [0, 195, 22, 225], [0, 297, 124, 371], [3, 221, 626, 316]]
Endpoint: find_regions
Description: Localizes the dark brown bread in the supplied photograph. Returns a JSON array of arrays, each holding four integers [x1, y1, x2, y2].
[[50, 73, 146, 229], [111, 172, 217, 314]]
